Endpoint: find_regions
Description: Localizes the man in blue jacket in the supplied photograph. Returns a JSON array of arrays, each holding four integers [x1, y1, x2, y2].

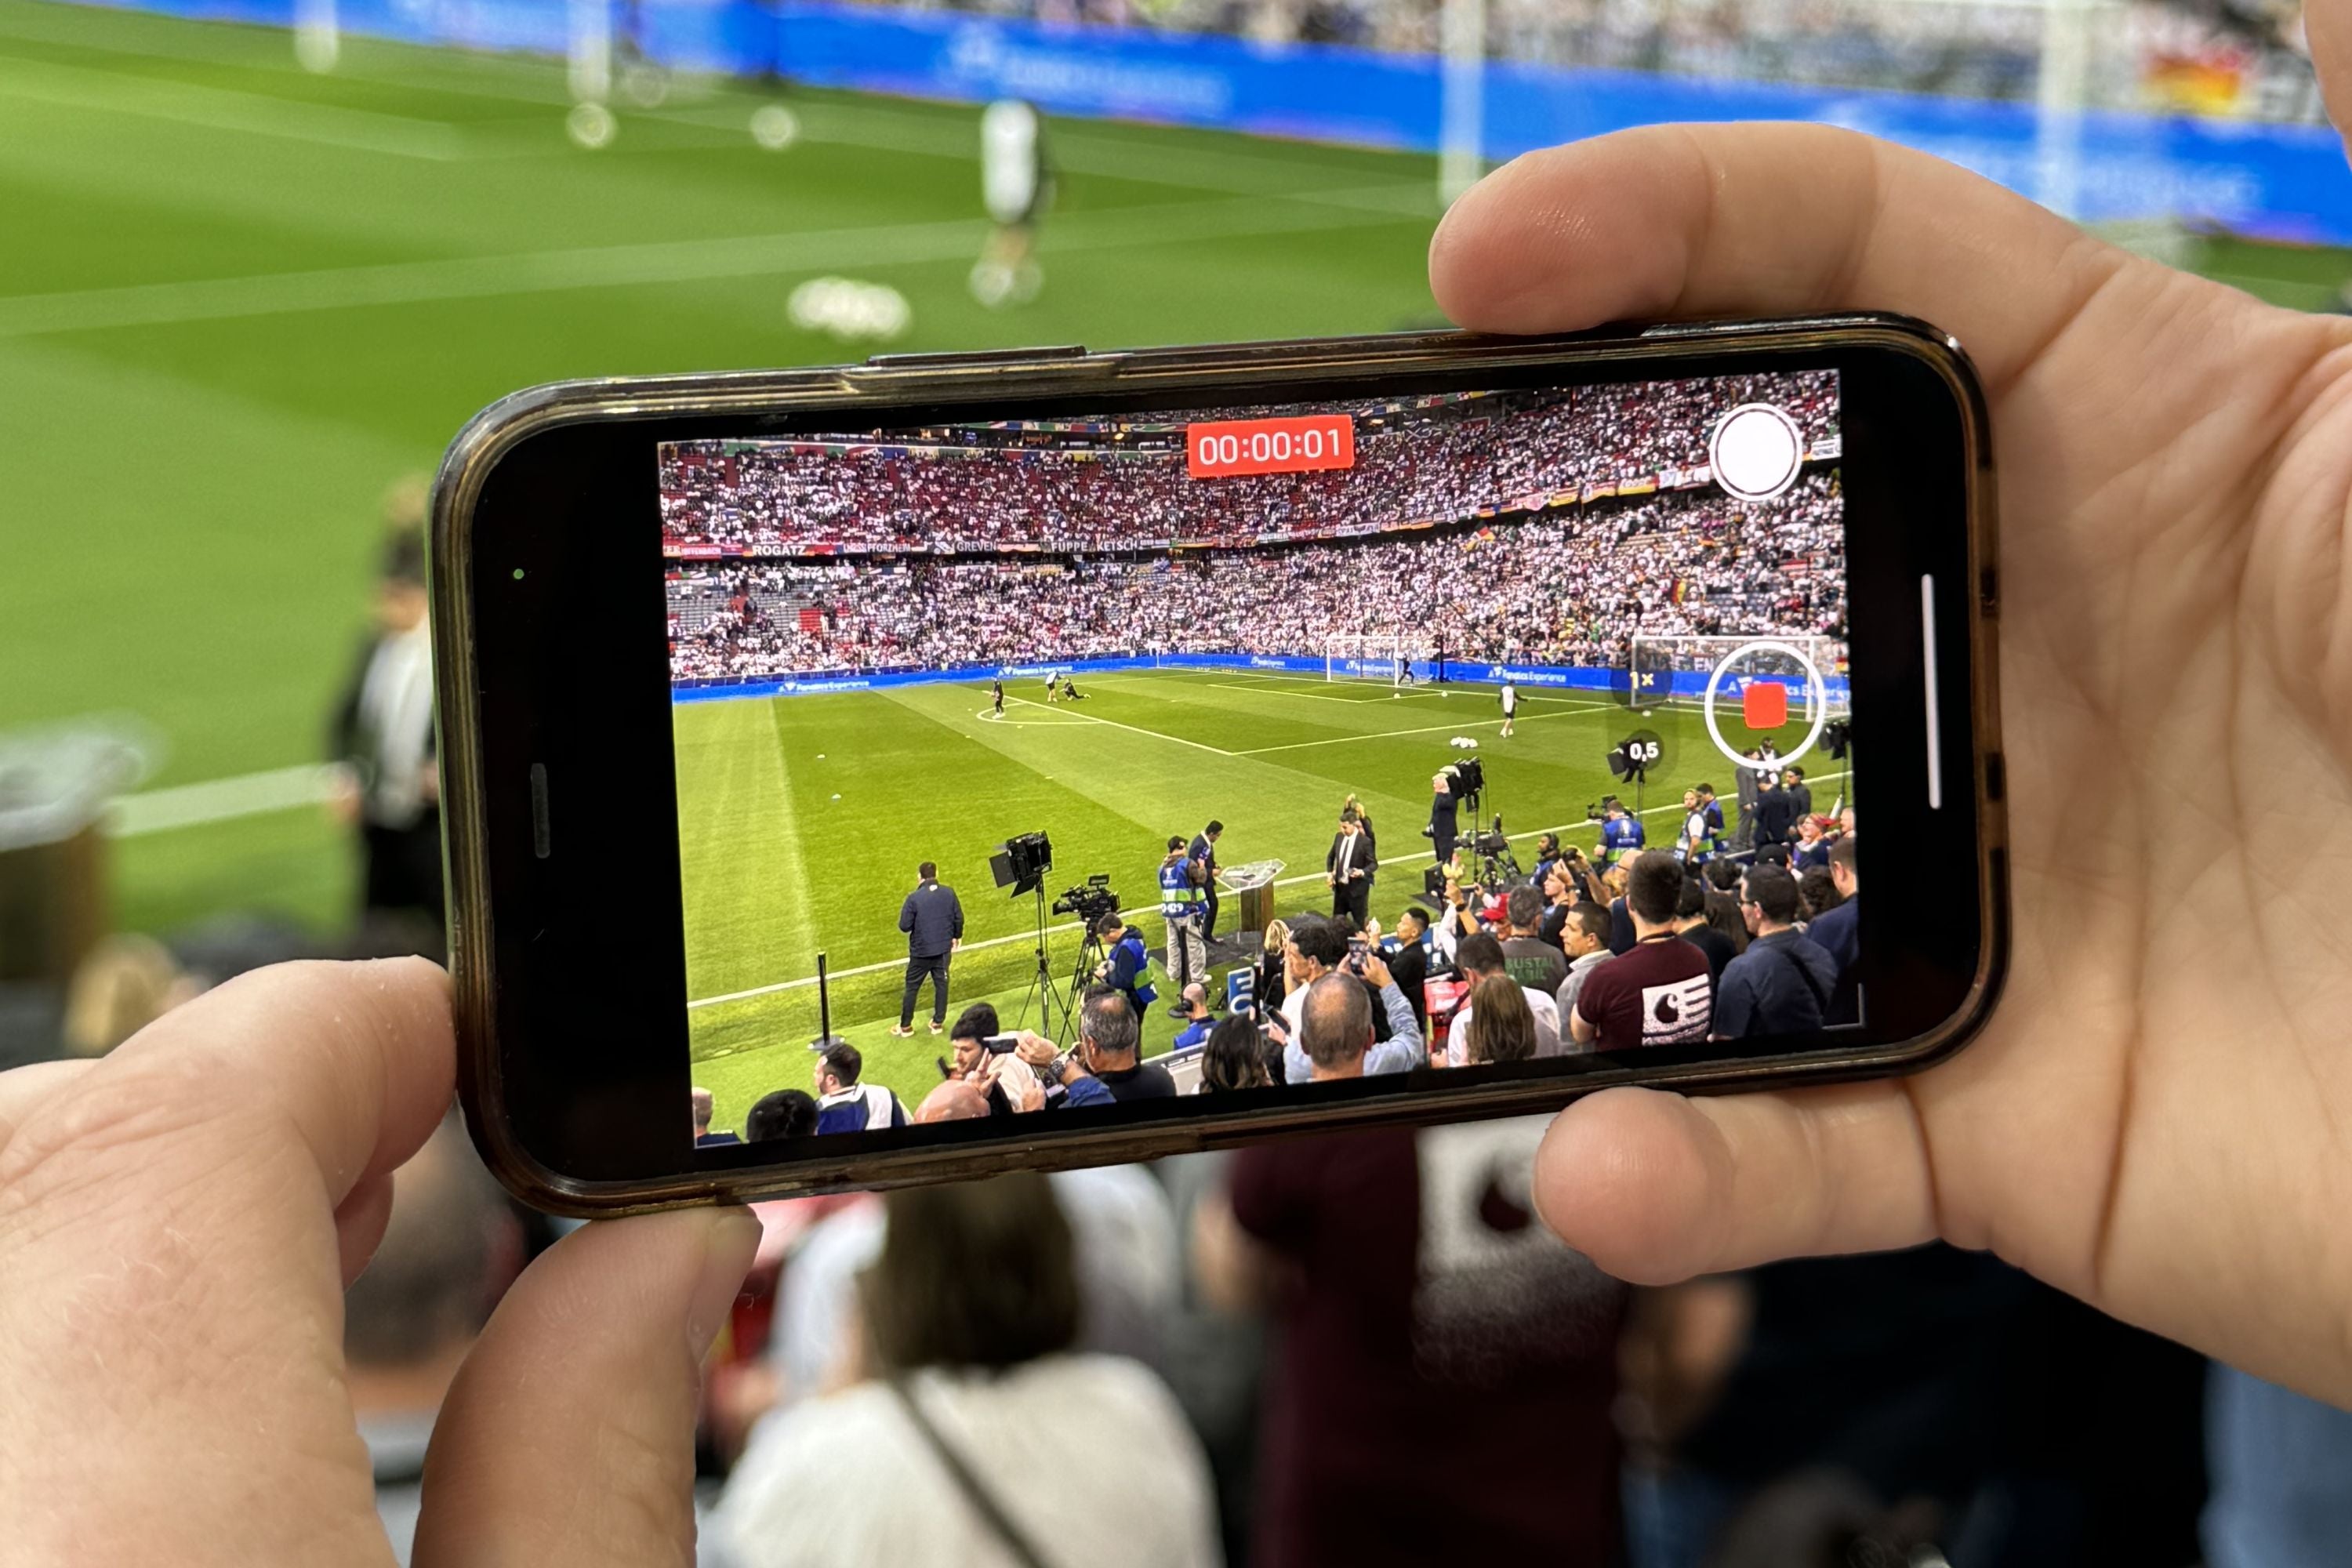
[[811, 1042, 907, 1135], [893, 860, 964, 1038]]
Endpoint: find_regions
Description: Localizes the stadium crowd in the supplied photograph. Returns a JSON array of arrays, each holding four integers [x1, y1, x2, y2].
[[658, 372, 1837, 557], [898, 0, 2328, 122], [666, 474, 1844, 682]]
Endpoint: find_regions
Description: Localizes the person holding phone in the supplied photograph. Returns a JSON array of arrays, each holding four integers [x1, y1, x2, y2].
[[13, 28, 2352, 1564]]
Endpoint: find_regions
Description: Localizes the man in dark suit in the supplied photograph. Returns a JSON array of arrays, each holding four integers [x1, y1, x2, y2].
[[1327, 812, 1374, 929], [1753, 771, 1802, 850], [328, 521, 441, 936], [893, 861, 964, 1037], [1189, 820, 1225, 941]]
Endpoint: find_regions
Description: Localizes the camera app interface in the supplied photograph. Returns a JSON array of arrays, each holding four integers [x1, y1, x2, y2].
[[660, 370, 1853, 1149]]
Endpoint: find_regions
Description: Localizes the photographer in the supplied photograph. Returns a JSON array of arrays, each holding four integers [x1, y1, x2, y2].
[[1096, 913, 1156, 1020], [1157, 836, 1209, 1012], [1187, 821, 1224, 941], [1277, 918, 1424, 1085], [1054, 987, 1174, 1102], [1004, 1025, 1117, 1110]]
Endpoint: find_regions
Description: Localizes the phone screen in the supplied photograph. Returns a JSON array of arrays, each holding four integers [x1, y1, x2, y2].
[[656, 370, 1853, 1145]]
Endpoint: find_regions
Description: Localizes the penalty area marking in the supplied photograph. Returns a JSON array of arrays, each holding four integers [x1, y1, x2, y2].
[[975, 705, 1092, 727]]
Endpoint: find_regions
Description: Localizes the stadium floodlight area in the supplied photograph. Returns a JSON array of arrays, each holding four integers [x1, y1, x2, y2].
[[1325, 634, 1417, 686], [1627, 633, 1850, 719]]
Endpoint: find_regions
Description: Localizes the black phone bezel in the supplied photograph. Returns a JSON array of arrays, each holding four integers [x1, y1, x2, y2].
[[433, 318, 2004, 1216]]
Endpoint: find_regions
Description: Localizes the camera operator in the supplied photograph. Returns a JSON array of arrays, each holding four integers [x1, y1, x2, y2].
[[1598, 797, 1645, 869], [1187, 821, 1224, 940], [1276, 917, 1424, 1085], [1095, 913, 1156, 1019], [1326, 811, 1374, 929], [1429, 771, 1459, 867], [893, 861, 964, 1040], [1157, 836, 1209, 1014]]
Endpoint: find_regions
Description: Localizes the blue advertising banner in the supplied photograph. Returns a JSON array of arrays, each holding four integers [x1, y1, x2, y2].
[[72, 0, 2352, 240]]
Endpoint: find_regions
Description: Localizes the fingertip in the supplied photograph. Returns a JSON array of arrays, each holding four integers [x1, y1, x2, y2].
[[1535, 1087, 1730, 1284]]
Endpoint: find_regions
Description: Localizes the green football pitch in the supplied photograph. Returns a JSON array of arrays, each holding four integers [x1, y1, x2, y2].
[[676, 668, 1846, 1131], [0, 0, 2340, 1062]]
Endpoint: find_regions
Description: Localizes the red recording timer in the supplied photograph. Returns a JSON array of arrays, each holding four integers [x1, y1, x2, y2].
[[1185, 413, 1356, 479]]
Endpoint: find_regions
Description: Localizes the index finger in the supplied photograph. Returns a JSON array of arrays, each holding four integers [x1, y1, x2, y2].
[[71, 956, 456, 1207], [1427, 124, 2123, 390]]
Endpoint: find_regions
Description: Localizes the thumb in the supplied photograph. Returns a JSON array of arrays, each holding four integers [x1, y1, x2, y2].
[[2307, 0, 2348, 133], [413, 1207, 760, 1568]]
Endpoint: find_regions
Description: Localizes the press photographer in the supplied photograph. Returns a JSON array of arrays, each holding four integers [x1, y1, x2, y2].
[[1157, 836, 1208, 1012], [1092, 912, 1155, 1019], [1031, 986, 1174, 1102]]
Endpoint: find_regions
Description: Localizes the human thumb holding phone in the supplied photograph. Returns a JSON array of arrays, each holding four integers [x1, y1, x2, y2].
[[1433, 0, 2352, 1407]]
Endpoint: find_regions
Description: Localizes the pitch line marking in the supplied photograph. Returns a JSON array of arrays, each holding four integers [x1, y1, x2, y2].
[[685, 771, 1851, 1011], [1232, 699, 1621, 755], [0, 50, 471, 160], [0, 189, 1420, 339], [998, 694, 1236, 758], [106, 764, 338, 837]]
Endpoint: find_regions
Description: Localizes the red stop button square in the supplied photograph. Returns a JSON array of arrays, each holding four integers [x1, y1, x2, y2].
[[1742, 681, 1788, 731]]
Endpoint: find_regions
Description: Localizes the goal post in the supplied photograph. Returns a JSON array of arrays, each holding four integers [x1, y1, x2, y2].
[[1625, 633, 1849, 720], [1327, 634, 1421, 686]]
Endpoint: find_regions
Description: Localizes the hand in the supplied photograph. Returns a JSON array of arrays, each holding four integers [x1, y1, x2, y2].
[[1431, 57, 2352, 1403], [323, 763, 362, 827], [1361, 953, 1395, 990], [1014, 1031, 1059, 1069], [0, 960, 760, 1564]]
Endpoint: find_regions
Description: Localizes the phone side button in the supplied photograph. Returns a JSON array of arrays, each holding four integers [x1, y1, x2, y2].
[[1984, 750, 2005, 804], [863, 346, 1088, 368], [530, 762, 552, 859]]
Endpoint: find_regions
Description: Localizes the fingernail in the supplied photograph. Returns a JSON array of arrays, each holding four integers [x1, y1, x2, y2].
[[686, 1207, 761, 1362]]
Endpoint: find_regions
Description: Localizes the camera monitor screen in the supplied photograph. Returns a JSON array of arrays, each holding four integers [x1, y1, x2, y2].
[[659, 370, 1851, 1149]]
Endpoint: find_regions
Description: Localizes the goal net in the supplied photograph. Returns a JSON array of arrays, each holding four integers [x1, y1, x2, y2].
[[1327, 635, 1420, 685], [1625, 633, 1849, 720]]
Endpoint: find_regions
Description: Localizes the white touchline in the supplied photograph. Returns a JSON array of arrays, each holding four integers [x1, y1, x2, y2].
[[686, 770, 1850, 1010], [108, 764, 339, 837], [0, 189, 1417, 340]]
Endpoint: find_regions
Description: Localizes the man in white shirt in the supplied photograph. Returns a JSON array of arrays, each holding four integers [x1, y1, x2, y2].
[[1499, 679, 1518, 736]]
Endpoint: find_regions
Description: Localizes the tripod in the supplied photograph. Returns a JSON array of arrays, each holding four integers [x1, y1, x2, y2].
[[1059, 929, 1108, 1047], [1014, 880, 1076, 1043]]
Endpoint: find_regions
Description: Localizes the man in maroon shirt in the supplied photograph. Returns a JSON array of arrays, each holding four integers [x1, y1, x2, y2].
[[1570, 851, 1712, 1051], [1207, 1116, 1625, 1567]]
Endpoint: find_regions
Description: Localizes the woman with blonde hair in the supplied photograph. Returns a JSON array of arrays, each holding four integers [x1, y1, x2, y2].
[[1254, 918, 1291, 1024]]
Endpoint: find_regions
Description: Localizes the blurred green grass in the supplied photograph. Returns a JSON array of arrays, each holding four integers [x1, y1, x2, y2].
[[2, 0, 2343, 951]]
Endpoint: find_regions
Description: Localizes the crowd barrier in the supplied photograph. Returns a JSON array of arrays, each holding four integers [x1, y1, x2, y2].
[[670, 648, 1854, 703], [76, 0, 2352, 245]]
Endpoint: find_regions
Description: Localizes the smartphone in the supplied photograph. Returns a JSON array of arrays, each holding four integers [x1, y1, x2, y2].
[[432, 318, 2005, 1214], [982, 1033, 1021, 1056], [1346, 936, 1372, 975]]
